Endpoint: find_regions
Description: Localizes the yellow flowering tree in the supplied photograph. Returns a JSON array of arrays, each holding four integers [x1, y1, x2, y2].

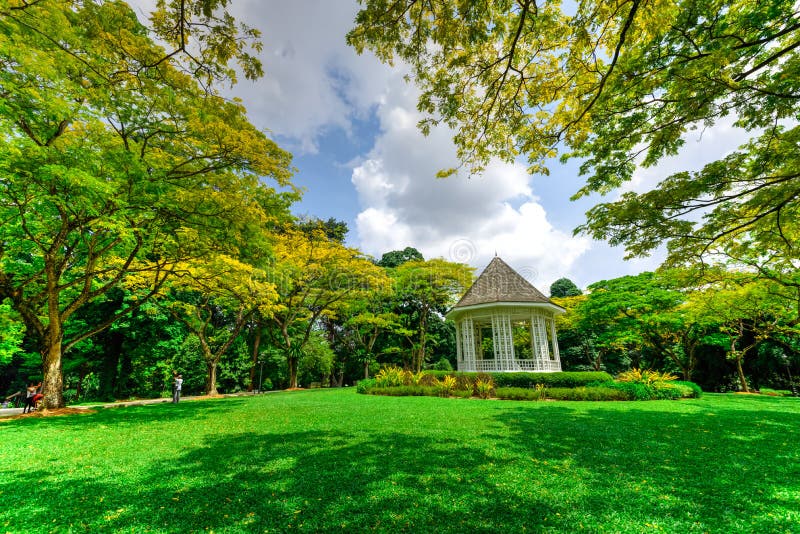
[[269, 229, 390, 388]]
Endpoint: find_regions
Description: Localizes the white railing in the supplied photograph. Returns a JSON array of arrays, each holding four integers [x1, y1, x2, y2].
[[460, 359, 561, 373]]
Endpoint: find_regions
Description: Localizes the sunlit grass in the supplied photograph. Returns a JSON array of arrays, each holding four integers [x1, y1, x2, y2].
[[1, 390, 799, 532]]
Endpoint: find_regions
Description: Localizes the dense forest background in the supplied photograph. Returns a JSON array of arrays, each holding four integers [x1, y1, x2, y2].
[[3, 241, 798, 401]]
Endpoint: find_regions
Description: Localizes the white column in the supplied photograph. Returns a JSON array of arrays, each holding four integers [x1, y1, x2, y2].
[[455, 321, 463, 371], [492, 311, 515, 371], [460, 317, 476, 372], [549, 314, 562, 371], [531, 312, 550, 370]]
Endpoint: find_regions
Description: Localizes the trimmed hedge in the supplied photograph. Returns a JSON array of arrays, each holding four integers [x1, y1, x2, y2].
[[495, 386, 630, 401], [367, 386, 439, 397], [547, 387, 631, 401], [494, 387, 546, 401], [672, 381, 703, 398], [595, 380, 702, 400], [359, 373, 702, 401], [423, 370, 613, 388]]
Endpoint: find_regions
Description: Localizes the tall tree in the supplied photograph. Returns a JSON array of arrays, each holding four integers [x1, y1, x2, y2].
[[693, 276, 796, 392], [269, 228, 390, 388], [377, 247, 424, 268], [550, 278, 582, 298], [391, 258, 473, 372], [0, 1, 293, 407], [349, 0, 800, 271], [162, 255, 278, 395], [581, 271, 715, 379]]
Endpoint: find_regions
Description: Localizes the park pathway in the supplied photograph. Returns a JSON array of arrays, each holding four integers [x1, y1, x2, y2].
[[0, 391, 265, 419]]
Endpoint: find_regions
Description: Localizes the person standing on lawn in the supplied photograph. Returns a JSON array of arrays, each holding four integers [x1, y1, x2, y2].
[[23, 382, 41, 414], [172, 373, 183, 403]]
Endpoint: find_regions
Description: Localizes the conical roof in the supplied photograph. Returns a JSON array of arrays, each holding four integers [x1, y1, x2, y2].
[[453, 256, 551, 308]]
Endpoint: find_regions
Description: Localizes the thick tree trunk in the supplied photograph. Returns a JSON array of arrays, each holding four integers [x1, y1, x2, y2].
[[288, 356, 298, 388], [364, 360, 369, 379], [206, 360, 218, 396], [41, 335, 65, 409]]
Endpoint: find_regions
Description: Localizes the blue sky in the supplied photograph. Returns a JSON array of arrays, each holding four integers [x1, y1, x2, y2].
[[134, 0, 752, 291]]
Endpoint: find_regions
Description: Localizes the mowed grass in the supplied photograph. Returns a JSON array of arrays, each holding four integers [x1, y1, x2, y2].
[[1, 390, 799, 533]]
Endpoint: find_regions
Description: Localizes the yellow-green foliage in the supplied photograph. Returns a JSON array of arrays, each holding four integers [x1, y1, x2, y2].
[[408, 371, 426, 386], [475, 378, 494, 399], [617, 368, 677, 385], [436, 375, 457, 397], [375, 366, 407, 387]]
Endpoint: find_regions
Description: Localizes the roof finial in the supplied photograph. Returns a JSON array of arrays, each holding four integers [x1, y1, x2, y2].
[[494, 250, 498, 257]]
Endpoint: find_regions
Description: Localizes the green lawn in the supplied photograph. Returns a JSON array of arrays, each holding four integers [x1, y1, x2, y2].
[[2, 390, 799, 533]]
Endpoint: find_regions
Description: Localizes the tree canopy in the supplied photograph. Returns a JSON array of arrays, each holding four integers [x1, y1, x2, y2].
[[550, 278, 582, 298], [0, 0, 293, 407], [348, 0, 800, 268], [377, 247, 425, 268]]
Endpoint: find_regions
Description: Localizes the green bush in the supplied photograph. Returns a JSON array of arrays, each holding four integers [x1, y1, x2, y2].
[[356, 378, 377, 394], [602, 381, 654, 400], [600, 380, 702, 400], [495, 387, 546, 401], [672, 381, 703, 398], [452, 389, 473, 399], [546, 387, 630, 401], [495, 386, 629, 401], [435, 376, 457, 397], [475, 378, 494, 399], [368, 386, 439, 397]]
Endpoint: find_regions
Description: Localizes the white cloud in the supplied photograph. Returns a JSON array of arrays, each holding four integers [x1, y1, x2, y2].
[[226, 0, 390, 153], [624, 115, 757, 195], [352, 82, 590, 290]]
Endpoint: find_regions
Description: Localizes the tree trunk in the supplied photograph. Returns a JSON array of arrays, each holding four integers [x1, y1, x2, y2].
[[735, 353, 749, 392], [248, 326, 261, 392], [416, 311, 428, 373], [288, 356, 298, 388], [364, 360, 369, 379], [206, 360, 218, 396], [41, 333, 65, 409]]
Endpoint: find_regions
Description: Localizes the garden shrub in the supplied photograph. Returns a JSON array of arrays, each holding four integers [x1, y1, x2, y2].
[[356, 378, 376, 394], [453, 389, 473, 399], [408, 371, 425, 386], [436, 375, 457, 397], [495, 387, 544, 401], [617, 368, 678, 384], [602, 381, 654, 400], [672, 381, 703, 398], [368, 386, 439, 396], [492, 371, 614, 388], [375, 366, 407, 387], [475, 378, 494, 399], [599, 380, 702, 400], [546, 387, 630, 401]]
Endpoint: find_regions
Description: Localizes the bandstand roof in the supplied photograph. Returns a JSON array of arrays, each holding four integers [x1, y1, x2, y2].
[[449, 257, 564, 315]]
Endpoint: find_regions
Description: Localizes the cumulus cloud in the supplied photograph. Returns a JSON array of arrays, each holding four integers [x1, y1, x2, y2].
[[225, 0, 390, 153], [352, 83, 590, 289]]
